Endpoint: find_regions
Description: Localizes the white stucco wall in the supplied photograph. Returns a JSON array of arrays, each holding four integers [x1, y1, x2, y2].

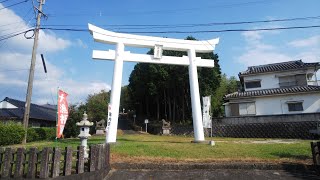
[[243, 69, 316, 91], [257, 93, 320, 115], [225, 92, 320, 116], [0, 101, 17, 109], [244, 73, 278, 91]]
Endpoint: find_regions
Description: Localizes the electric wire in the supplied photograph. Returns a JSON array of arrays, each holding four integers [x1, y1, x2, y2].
[[1, 24, 320, 43], [40, 15, 320, 29], [0, 0, 11, 4], [0, 0, 29, 11], [39, 24, 320, 34]]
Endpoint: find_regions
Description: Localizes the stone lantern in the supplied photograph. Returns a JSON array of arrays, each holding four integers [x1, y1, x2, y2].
[[76, 112, 93, 158]]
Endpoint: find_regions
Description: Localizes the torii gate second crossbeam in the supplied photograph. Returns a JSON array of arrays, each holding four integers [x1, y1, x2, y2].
[[88, 24, 219, 143]]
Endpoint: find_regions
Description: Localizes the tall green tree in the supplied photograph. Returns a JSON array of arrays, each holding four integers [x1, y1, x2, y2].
[[64, 104, 86, 138], [86, 90, 110, 122], [128, 36, 221, 124], [211, 74, 239, 117]]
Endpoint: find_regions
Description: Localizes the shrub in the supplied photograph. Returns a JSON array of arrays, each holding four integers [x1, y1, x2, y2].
[[33, 128, 46, 140], [42, 127, 56, 140], [0, 121, 25, 146], [33, 127, 56, 140], [27, 128, 40, 142]]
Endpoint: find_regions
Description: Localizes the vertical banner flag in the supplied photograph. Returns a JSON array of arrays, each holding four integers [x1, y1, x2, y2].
[[106, 104, 112, 135], [57, 90, 69, 138], [202, 96, 212, 128]]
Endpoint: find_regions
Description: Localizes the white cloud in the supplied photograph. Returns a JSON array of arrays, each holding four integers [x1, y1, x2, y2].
[[242, 31, 262, 42], [288, 35, 320, 48], [38, 31, 71, 52], [0, 4, 71, 53], [0, 52, 111, 104], [0, 4, 111, 104], [76, 39, 88, 49], [237, 24, 320, 67]]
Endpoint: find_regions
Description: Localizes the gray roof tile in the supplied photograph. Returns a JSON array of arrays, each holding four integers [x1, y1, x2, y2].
[[240, 60, 319, 76], [225, 86, 320, 99], [0, 97, 56, 121]]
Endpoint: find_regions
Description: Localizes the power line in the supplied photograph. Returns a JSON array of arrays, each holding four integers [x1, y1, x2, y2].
[[0, 28, 33, 41], [1, 24, 320, 43], [0, 0, 29, 11], [40, 24, 320, 34], [39, 15, 320, 30], [0, 0, 11, 4]]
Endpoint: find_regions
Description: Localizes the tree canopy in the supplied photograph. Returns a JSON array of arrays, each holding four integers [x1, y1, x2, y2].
[[127, 36, 223, 124]]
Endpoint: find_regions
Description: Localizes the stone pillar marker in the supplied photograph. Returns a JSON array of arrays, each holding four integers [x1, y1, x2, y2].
[[76, 112, 93, 158]]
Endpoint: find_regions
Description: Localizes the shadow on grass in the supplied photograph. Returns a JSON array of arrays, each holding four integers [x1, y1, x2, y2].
[[271, 152, 310, 160], [57, 138, 105, 146], [117, 138, 190, 144]]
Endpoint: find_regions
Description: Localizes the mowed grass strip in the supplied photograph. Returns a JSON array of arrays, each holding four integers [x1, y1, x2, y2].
[[112, 134, 312, 163], [5, 133, 312, 163]]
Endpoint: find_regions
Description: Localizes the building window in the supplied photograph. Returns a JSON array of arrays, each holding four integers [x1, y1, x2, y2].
[[245, 81, 261, 89], [230, 103, 240, 116], [288, 102, 303, 112], [239, 102, 256, 115], [279, 74, 307, 88]]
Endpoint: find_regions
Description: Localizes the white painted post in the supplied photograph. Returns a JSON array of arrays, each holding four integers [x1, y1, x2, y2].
[[188, 48, 205, 142], [107, 42, 124, 143], [88, 24, 219, 143]]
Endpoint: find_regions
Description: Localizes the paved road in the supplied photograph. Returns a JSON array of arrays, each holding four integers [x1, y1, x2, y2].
[[105, 169, 319, 180]]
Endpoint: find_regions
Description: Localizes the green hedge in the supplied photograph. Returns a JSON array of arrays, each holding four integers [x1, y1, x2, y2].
[[28, 127, 56, 142], [0, 121, 25, 146], [0, 121, 57, 145], [27, 128, 40, 142]]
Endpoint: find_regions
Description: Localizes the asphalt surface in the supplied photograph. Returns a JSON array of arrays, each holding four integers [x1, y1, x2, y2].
[[105, 169, 319, 180]]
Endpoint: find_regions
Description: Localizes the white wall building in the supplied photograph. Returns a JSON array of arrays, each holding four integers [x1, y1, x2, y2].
[[224, 60, 320, 117]]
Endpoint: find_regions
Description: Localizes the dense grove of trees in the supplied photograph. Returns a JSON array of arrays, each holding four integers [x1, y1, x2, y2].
[[64, 37, 239, 135], [127, 36, 234, 124]]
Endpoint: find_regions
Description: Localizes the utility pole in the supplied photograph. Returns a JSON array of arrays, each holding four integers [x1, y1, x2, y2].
[[22, 0, 45, 144]]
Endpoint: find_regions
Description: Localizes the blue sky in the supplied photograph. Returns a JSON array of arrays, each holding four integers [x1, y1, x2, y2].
[[0, 0, 319, 104]]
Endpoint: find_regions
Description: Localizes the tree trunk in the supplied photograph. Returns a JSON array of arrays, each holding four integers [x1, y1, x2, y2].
[[156, 96, 160, 120], [173, 97, 176, 123], [168, 97, 172, 121], [145, 96, 149, 117], [164, 90, 167, 120]]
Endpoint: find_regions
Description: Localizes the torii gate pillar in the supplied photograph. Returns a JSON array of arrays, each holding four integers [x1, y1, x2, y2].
[[107, 42, 124, 143], [188, 48, 204, 141], [88, 24, 219, 143]]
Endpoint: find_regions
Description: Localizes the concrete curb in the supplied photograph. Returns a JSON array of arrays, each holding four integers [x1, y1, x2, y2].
[[112, 162, 315, 171]]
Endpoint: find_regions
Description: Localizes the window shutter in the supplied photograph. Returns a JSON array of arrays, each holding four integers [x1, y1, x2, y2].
[[247, 103, 256, 114], [239, 103, 248, 115]]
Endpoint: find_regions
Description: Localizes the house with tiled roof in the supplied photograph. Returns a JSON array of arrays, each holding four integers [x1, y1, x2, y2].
[[224, 60, 320, 117], [0, 97, 56, 127]]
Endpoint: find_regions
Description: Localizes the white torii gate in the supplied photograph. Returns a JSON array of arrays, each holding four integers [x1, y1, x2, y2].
[[88, 24, 219, 143]]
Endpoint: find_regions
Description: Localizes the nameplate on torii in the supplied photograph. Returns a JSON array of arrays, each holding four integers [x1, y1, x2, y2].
[[92, 50, 215, 67]]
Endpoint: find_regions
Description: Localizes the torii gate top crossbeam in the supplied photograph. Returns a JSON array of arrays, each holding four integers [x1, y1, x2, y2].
[[88, 24, 219, 53]]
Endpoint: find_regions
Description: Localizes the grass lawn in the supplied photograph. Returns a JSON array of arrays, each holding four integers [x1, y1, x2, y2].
[[6, 132, 313, 164]]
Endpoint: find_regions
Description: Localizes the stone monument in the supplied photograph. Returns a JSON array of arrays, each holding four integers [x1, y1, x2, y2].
[[162, 119, 171, 135], [95, 119, 105, 135], [76, 112, 93, 158]]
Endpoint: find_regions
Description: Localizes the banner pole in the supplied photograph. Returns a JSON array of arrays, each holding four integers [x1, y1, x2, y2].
[[55, 87, 59, 146]]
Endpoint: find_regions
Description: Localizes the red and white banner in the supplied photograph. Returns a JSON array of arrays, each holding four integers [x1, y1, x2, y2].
[[57, 90, 69, 138]]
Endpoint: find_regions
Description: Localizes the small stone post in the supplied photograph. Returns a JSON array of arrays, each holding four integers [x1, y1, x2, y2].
[[76, 112, 93, 158]]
